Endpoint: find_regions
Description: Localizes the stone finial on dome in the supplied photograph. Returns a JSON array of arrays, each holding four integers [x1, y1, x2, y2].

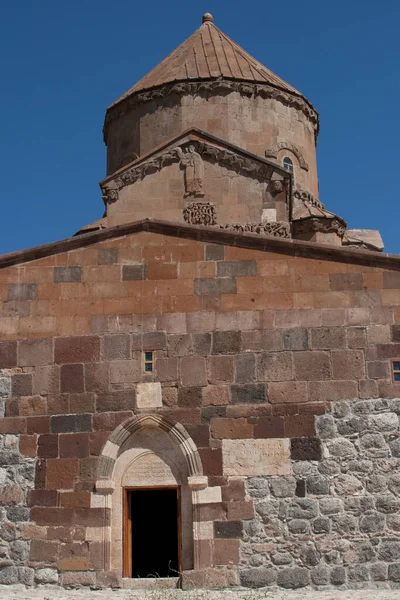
[[202, 13, 214, 23]]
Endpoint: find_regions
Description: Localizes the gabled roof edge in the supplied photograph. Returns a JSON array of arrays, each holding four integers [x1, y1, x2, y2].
[[0, 219, 399, 271]]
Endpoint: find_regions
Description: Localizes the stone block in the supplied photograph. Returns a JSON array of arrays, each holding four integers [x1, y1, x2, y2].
[[38, 434, 58, 458], [331, 349, 365, 379], [60, 363, 84, 393], [268, 381, 308, 404], [205, 244, 224, 261], [84, 362, 109, 393], [240, 567, 276, 587], [98, 248, 118, 265], [54, 266, 81, 283], [211, 417, 253, 439], [231, 384, 266, 404], [28, 489, 58, 507], [0, 341, 17, 368], [258, 351, 294, 382], [11, 373, 33, 396], [167, 334, 192, 357], [194, 278, 236, 295], [46, 458, 79, 490], [122, 264, 147, 280], [136, 382, 162, 408], [207, 355, 234, 383], [198, 448, 223, 477], [178, 387, 202, 407], [8, 283, 37, 301], [180, 356, 207, 387], [310, 327, 346, 349], [291, 437, 321, 461], [283, 328, 309, 350], [203, 385, 230, 406], [212, 331, 241, 354], [2, 300, 30, 317], [193, 333, 212, 355], [222, 438, 290, 476], [55, 336, 100, 364], [367, 360, 390, 379], [277, 567, 310, 589], [330, 273, 363, 291], [253, 416, 283, 438], [294, 351, 331, 380], [213, 539, 240, 565], [214, 520, 243, 539], [217, 260, 257, 278], [102, 334, 130, 360], [309, 380, 358, 402], [59, 433, 90, 458], [284, 414, 316, 437], [234, 353, 256, 383]]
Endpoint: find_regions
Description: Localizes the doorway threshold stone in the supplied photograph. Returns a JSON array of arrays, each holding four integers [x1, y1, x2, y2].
[[122, 577, 180, 589]]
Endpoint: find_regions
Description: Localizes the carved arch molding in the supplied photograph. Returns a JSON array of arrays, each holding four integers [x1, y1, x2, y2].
[[94, 414, 208, 574], [265, 142, 309, 171]]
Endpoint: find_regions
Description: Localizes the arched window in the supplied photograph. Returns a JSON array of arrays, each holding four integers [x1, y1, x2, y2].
[[283, 156, 294, 174]]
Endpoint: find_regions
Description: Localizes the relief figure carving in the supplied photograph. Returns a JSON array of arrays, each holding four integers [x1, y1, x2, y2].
[[176, 145, 204, 196]]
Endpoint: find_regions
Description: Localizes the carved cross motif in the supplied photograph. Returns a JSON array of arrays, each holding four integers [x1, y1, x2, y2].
[[183, 202, 216, 226]]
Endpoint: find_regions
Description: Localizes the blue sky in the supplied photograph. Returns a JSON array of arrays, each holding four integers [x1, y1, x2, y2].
[[1, 0, 399, 254]]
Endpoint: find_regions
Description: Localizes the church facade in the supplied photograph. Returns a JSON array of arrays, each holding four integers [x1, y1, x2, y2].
[[1, 14, 400, 590]]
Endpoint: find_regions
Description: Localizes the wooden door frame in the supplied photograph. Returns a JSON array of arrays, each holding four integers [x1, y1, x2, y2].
[[123, 486, 182, 578]]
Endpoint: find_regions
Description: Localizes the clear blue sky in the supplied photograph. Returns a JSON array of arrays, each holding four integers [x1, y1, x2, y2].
[[1, 1, 399, 254]]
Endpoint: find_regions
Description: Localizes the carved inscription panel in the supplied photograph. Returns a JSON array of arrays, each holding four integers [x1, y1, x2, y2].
[[122, 451, 177, 487], [222, 439, 291, 476]]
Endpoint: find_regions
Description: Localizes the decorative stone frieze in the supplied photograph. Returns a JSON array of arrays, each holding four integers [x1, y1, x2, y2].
[[219, 221, 291, 238], [293, 189, 324, 210], [293, 217, 346, 238], [183, 202, 217, 226], [103, 80, 319, 143]]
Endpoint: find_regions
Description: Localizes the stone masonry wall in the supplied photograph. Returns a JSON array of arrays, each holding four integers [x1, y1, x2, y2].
[[239, 398, 400, 590]]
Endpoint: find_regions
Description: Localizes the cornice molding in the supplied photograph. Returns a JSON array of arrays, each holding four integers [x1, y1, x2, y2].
[[103, 80, 319, 144]]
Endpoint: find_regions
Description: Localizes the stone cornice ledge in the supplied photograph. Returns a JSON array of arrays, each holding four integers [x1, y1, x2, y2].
[[0, 218, 399, 270]]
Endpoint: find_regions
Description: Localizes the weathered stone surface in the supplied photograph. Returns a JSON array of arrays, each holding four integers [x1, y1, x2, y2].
[[240, 567, 276, 587], [222, 439, 290, 476], [277, 567, 310, 589]]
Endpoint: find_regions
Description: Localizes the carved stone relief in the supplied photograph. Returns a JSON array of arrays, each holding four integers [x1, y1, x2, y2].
[[183, 202, 217, 226], [293, 217, 346, 238], [293, 189, 324, 210], [176, 145, 204, 196], [219, 221, 291, 239]]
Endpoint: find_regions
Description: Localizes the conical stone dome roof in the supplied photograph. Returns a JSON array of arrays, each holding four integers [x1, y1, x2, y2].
[[110, 13, 303, 108]]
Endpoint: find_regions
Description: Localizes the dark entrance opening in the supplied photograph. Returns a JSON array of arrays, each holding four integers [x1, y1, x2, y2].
[[124, 488, 180, 578]]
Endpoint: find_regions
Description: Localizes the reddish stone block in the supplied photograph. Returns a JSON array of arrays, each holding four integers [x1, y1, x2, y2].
[[46, 459, 79, 490], [383, 272, 400, 289], [203, 385, 230, 406], [359, 379, 379, 399], [60, 363, 84, 393], [310, 327, 346, 349], [28, 489, 58, 507], [27, 416, 50, 434], [257, 352, 294, 382], [88, 541, 104, 570], [376, 343, 400, 359], [19, 434, 37, 457], [254, 416, 284, 438], [74, 507, 110, 527], [11, 373, 32, 396], [35, 460, 46, 490], [198, 448, 223, 476], [30, 539, 60, 563], [59, 433, 89, 458], [226, 501, 255, 520], [89, 431, 110, 455], [19, 395, 47, 416], [347, 326, 367, 348], [96, 391, 135, 412], [55, 336, 100, 364], [18, 338, 53, 366], [308, 380, 358, 402], [367, 361, 390, 379], [198, 502, 226, 522], [162, 407, 201, 425], [268, 381, 308, 404], [293, 351, 331, 381], [177, 387, 203, 407], [0, 417, 26, 434], [331, 350, 365, 379], [58, 558, 89, 571], [59, 492, 91, 508], [185, 424, 210, 448], [330, 273, 363, 291], [102, 334, 131, 360], [284, 415, 315, 437], [211, 417, 253, 439], [155, 357, 178, 382], [180, 356, 207, 387], [38, 434, 59, 458], [0, 340, 17, 368], [92, 410, 132, 431], [221, 479, 245, 501], [69, 392, 95, 414], [207, 355, 234, 384], [213, 539, 240, 565], [84, 362, 110, 393]]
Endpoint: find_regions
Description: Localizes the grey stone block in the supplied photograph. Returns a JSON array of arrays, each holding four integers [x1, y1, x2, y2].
[[315, 414, 336, 439], [288, 499, 319, 520], [330, 566, 346, 585], [270, 476, 296, 498], [54, 266, 81, 283], [240, 567, 276, 587], [18, 566, 34, 586], [283, 328, 309, 350], [205, 244, 224, 261], [311, 566, 330, 585], [213, 331, 241, 354], [235, 353, 256, 383], [7, 283, 37, 301], [194, 277, 236, 296], [360, 513, 385, 533], [98, 248, 118, 265], [370, 562, 388, 581], [231, 383, 266, 404], [216, 260, 257, 278], [0, 566, 18, 584], [306, 475, 330, 495], [312, 517, 330, 534], [122, 264, 147, 280], [277, 567, 310, 589], [376, 494, 400, 514], [288, 519, 310, 534], [378, 540, 400, 561], [388, 563, 400, 582], [271, 552, 292, 565]]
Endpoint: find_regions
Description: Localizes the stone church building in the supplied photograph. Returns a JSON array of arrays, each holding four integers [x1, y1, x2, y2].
[[1, 13, 400, 590]]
